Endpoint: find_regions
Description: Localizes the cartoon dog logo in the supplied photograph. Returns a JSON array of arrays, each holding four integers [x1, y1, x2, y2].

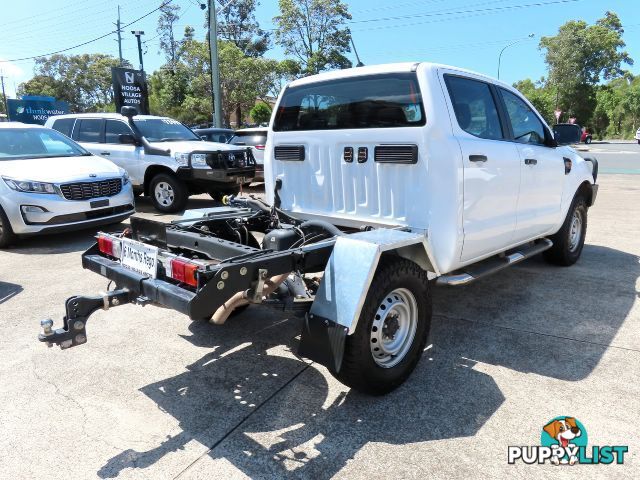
[[543, 417, 582, 465]]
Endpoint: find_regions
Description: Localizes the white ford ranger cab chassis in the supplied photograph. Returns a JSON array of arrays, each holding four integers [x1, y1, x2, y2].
[[39, 63, 598, 395]]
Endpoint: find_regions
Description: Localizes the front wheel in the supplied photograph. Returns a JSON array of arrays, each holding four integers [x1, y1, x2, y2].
[[0, 206, 17, 248], [149, 173, 188, 213], [334, 258, 432, 395], [544, 194, 588, 266]]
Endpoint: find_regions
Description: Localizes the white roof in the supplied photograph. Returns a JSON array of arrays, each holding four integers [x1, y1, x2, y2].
[[234, 127, 268, 133], [287, 61, 512, 90], [0, 122, 46, 129], [47, 112, 167, 121]]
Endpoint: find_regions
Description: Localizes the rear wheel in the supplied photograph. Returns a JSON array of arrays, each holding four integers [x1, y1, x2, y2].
[[585, 136, 592, 144], [544, 194, 588, 266], [0, 206, 17, 248], [150, 173, 188, 213], [334, 258, 432, 395]]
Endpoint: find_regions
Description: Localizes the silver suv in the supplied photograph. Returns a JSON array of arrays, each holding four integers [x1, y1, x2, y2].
[[46, 109, 256, 212]]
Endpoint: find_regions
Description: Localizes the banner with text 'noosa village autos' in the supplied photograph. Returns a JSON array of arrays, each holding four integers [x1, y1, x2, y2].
[[111, 67, 149, 115]]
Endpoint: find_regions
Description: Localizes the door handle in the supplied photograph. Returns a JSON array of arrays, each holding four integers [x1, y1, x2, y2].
[[524, 158, 537, 165], [469, 155, 487, 163], [99, 152, 111, 156]]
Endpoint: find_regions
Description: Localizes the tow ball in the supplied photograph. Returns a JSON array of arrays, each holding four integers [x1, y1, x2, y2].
[[38, 288, 133, 349]]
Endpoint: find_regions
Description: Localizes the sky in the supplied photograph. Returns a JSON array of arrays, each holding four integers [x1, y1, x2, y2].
[[1, 0, 639, 99]]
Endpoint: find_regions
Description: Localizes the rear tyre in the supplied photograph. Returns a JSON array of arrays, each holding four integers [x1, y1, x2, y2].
[[150, 173, 188, 213], [544, 194, 588, 266], [0, 206, 17, 248], [585, 136, 592, 144], [334, 258, 432, 395]]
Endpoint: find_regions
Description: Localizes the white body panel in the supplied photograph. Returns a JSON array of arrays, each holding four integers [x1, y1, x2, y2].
[[265, 62, 596, 275]]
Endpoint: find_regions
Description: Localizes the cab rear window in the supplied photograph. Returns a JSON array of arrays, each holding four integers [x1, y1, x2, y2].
[[273, 73, 425, 131]]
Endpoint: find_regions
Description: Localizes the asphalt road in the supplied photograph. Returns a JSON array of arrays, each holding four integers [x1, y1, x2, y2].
[[1, 160, 639, 478], [576, 140, 640, 174]]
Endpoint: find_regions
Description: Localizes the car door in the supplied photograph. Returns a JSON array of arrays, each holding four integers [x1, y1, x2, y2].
[[443, 73, 522, 262], [104, 119, 143, 185], [498, 88, 565, 241], [73, 118, 104, 156]]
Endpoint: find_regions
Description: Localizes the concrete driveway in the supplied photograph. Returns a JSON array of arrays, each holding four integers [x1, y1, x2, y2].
[[0, 174, 638, 479]]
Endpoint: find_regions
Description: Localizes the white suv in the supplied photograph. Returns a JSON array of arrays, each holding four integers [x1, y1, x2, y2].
[[46, 110, 256, 212]]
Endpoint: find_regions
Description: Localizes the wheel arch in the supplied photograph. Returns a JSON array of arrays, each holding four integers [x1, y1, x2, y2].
[[143, 165, 178, 196]]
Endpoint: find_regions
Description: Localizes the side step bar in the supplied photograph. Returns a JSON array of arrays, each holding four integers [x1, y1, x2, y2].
[[436, 239, 553, 286]]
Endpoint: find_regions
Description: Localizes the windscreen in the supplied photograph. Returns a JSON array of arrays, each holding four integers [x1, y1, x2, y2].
[[0, 127, 89, 160], [230, 132, 267, 146], [134, 118, 200, 142], [273, 72, 425, 131]]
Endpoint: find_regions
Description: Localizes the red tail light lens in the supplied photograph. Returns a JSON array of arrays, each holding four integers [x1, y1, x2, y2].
[[170, 258, 198, 287], [255, 145, 265, 150], [98, 235, 114, 256]]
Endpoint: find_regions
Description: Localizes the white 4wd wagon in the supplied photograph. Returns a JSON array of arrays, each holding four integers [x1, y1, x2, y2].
[[46, 109, 256, 212], [39, 63, 597, 395]]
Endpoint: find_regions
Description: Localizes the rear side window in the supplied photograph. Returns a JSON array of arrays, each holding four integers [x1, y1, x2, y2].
[[499, 89, 547, 145], [273, 73, 425, 131], [445, 75, 504, 140], [105, 120, 133, 144], [75, 119, 103, 143], [230, 132, 267, 147], [51, 118, 75, 137]]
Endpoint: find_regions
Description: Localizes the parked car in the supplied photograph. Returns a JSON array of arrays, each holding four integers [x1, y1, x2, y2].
[[39, 62, 598, 395], [581, 128, 592, 144], [45, 110, 256, 212], [228, 127, 268, 181], [0, 122, 134, 247], [193, 127, 235, 144], [635, 127, 640, 144]]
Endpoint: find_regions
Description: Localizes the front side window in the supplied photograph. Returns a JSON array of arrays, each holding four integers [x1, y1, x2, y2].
[[500, 89, 547, 145], [273, 73, 425, 131], [105, 120, 134, 144], [76, 119, 103, 143], [445, 75, 504, 140], [133, 118, 200, 142], [0, 128, 89, 160], [51, 118, 75, 137]]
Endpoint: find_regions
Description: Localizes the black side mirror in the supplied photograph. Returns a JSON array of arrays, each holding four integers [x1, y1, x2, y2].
[[553, 124, 582, 146], [200, 135, 208, 141], [119, 133, 138, 145], [120, 106, 138, 119]]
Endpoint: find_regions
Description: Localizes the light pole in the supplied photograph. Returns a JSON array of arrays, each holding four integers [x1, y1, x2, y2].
[[131, 30, 145, 71], [497, 33, 534, 80]]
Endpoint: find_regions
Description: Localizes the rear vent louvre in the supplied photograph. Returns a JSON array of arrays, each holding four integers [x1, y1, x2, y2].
[[374, 145, 418, 164], [274, 145, 305, 161]]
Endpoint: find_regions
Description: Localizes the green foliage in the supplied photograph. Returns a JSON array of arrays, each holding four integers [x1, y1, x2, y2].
[[17, 53, 128, 112], [218, 0, 271, 57], [513, 78, 556, 125], [274, 0, 352, 76], [157, 2, 181, 65], [250, 102, 272, 124], [539, 11, 632, 123]]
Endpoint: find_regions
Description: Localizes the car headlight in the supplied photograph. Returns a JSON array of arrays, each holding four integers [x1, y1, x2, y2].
[[2, 176, 56, 194], [174, 152, 189, 166], [191, 153, 208, 167]]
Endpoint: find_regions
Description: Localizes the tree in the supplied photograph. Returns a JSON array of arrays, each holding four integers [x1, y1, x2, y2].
[[513, 78, 556, 125], [17, 54, 127, 112], [273, 0, 352, 76], [218, 0, 271, 57], [249, 102, 272, 124], [539, 11, 633, 123], [157, 1, 181, 65]]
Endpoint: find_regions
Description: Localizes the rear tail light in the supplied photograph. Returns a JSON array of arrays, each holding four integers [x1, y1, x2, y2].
[[97, 234, 121, 258], [255, 145, 265, 150], [169, 258, 199, 287]]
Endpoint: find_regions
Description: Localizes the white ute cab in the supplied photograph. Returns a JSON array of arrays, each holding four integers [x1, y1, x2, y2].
[[46, 109, 256, 212], [0, 123, 134, 247], [37, 63, 598, 395]]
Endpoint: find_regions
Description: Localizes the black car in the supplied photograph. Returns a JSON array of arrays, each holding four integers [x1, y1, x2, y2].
[[193, 127, 235, 144]]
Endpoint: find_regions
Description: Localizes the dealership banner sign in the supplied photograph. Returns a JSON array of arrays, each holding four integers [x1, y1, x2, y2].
[[111, 67, 149, 114], [7, 98, 69, 125]]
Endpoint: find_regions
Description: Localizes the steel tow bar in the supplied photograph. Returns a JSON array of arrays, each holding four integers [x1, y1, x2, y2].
[[38, 288, 133, 349]]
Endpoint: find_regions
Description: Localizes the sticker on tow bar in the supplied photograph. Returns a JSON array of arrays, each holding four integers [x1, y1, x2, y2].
[[120, 238, 159, 278]]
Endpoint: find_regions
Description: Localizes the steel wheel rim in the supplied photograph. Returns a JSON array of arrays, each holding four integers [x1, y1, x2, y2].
[[155, 182, 175, 206], [370, 287, 418, 368], [568, 209, 583, 252]]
